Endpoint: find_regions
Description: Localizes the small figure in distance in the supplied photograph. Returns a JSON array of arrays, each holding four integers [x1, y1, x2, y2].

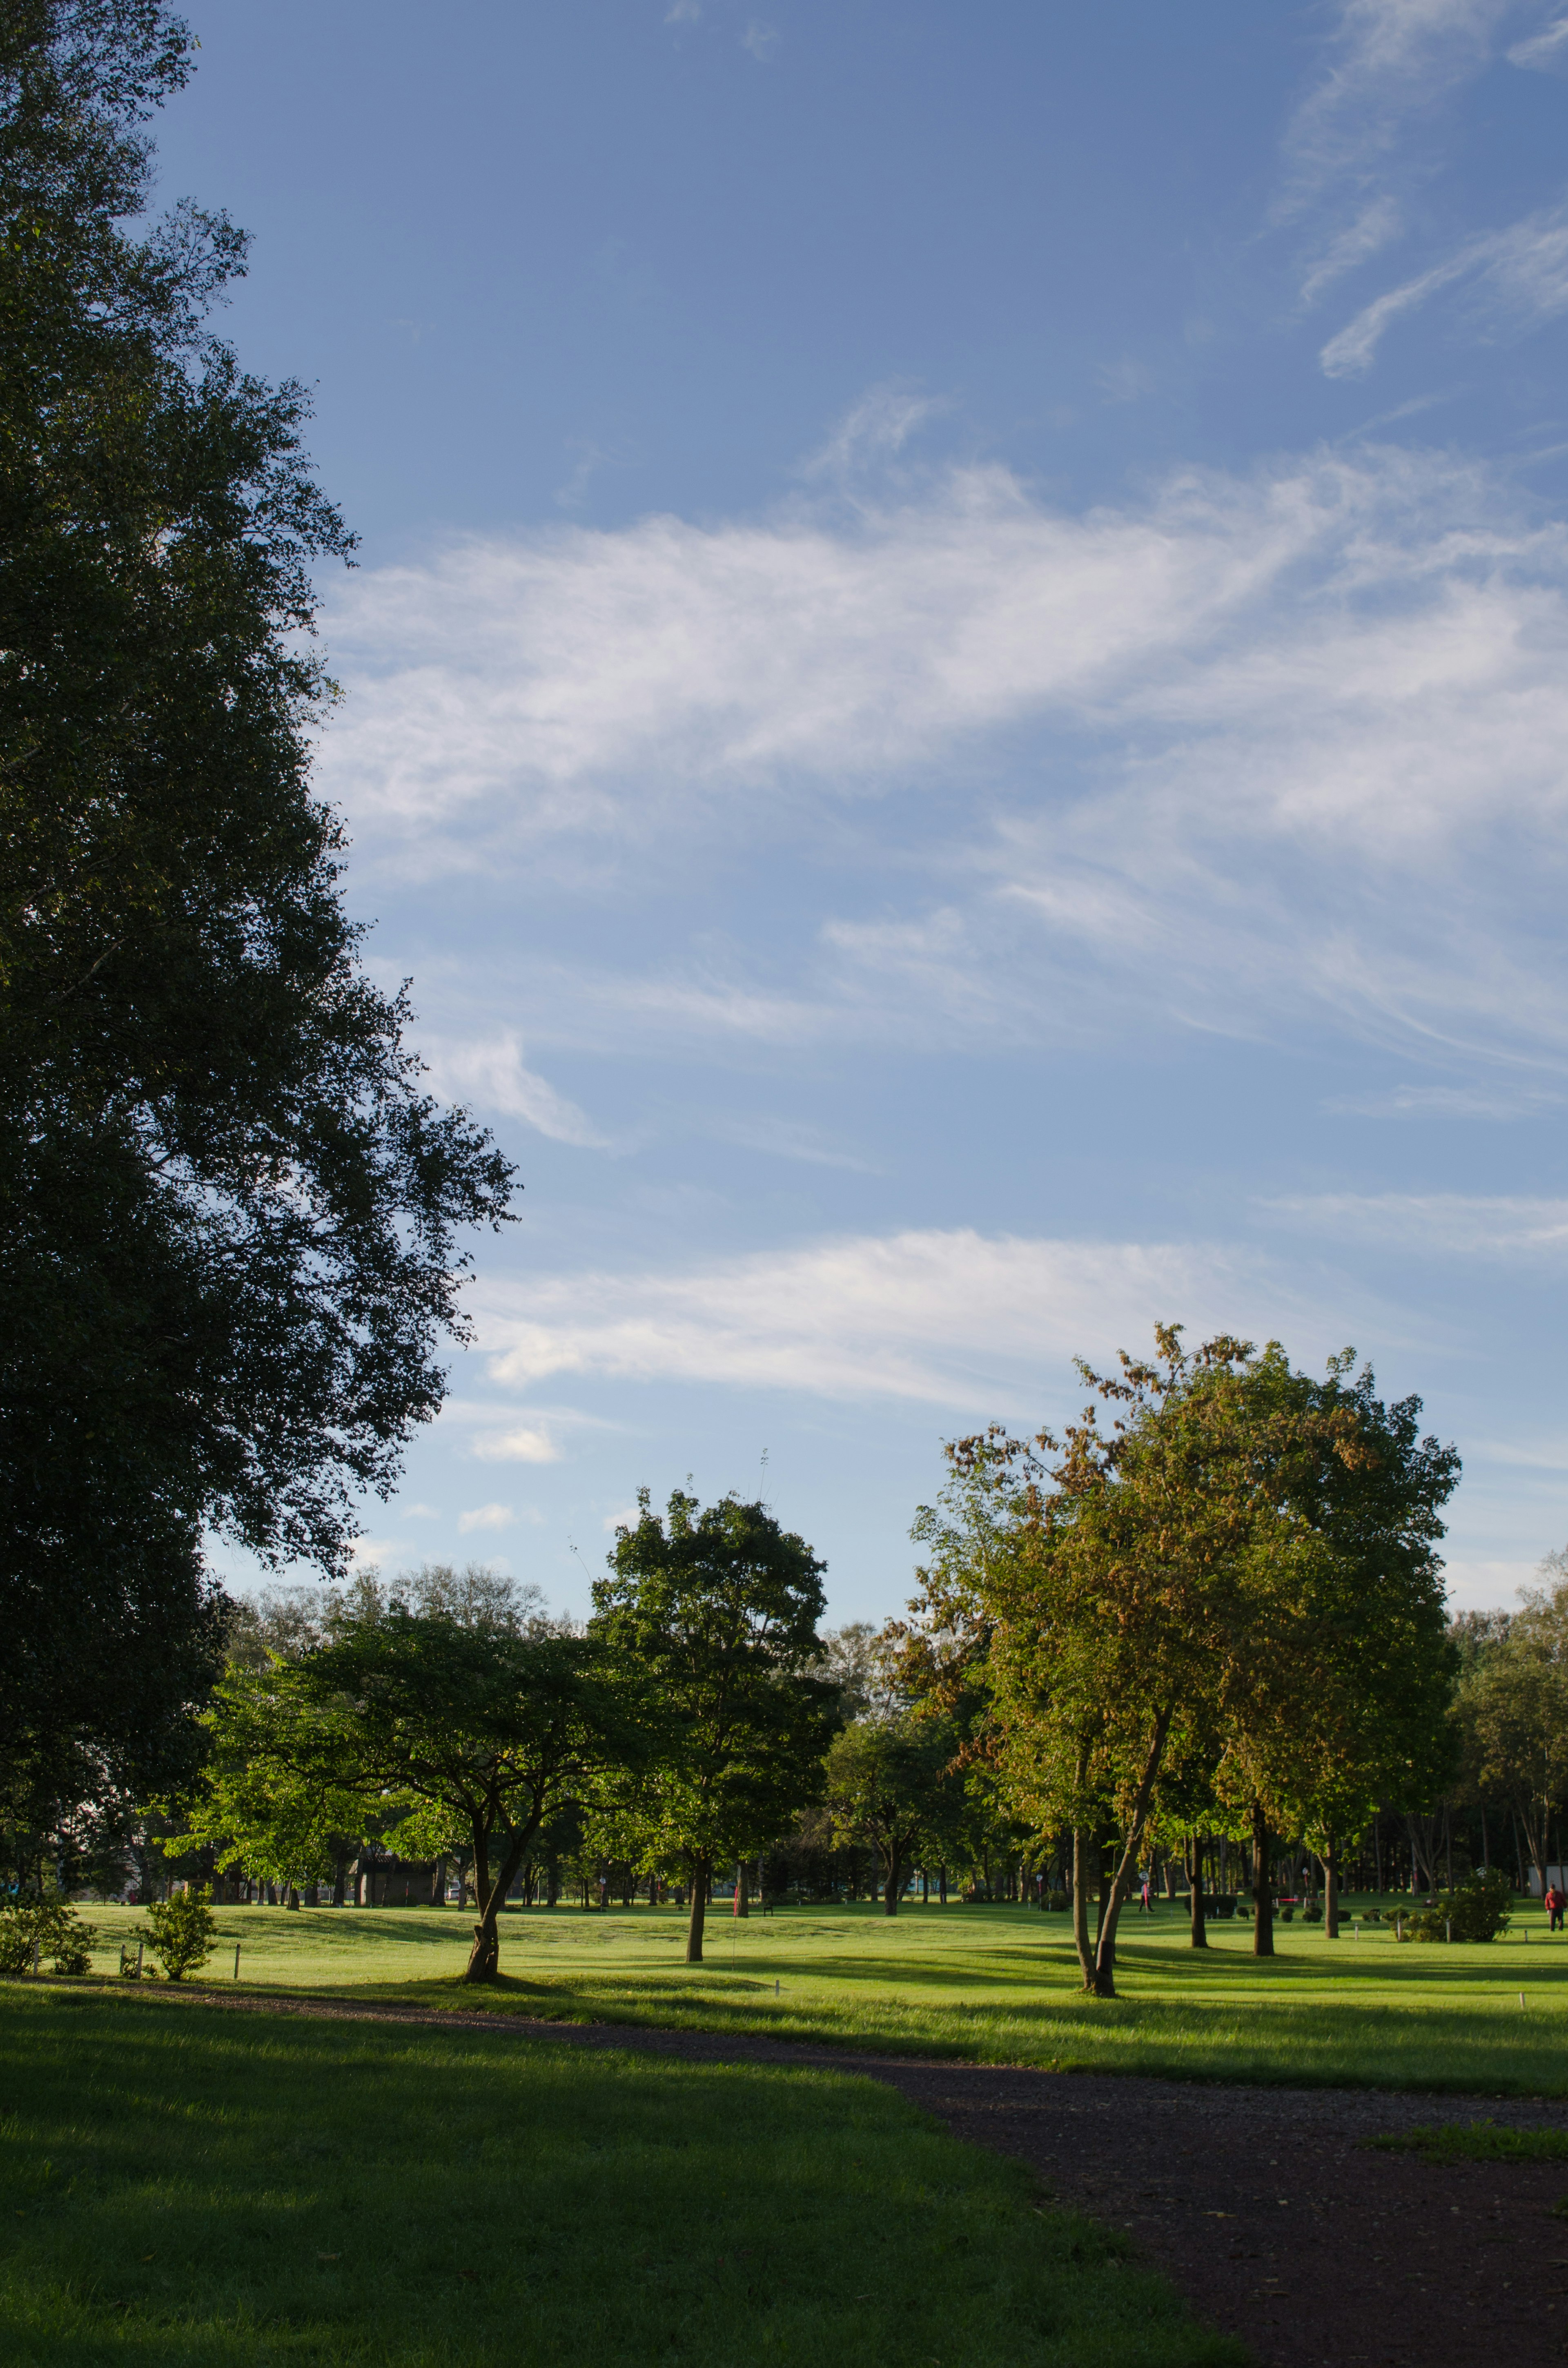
[[1546, 1882, 1565, 1935]]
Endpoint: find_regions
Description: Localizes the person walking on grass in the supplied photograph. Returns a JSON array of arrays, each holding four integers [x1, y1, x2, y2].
[[1547, 1883, 1565, 1934]]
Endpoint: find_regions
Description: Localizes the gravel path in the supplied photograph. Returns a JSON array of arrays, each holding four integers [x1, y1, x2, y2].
[[91, 1985, 1568, 2366]]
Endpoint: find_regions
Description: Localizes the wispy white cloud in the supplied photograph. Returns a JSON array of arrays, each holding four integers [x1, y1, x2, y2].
[[1300, 195, 1405, 304], [742, 18, 778, 62], [712, 1113, 877, 1171], [1260, 1191, 1568, 1255], [419, 1030, 608, 1146], [469, 1425, 562, 1465], [800, 382, 948, 480], [1320, 200, 1568, 373], [1280, 0, 1510, 216], [320, 442, 1568, 1069], [457, 1501, 515, 1534], [477, 1228, 1373, 1409], [1507, 10, 1568, 67]]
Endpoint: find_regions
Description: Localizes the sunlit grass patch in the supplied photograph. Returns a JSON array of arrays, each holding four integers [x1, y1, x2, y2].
[[63, 1893, 1568, 2094]]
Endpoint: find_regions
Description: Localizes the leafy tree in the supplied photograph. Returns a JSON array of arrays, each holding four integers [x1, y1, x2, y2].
[[591, 1490, 835, 1963], [1220, 1353, 1457, 1948], [1459, 1576, 1568, 1897], [285, 1610, 636, 1980], [903, 1329, 1375, 1996], [0, 2, 514, 1803], [823, 1715, 963, 1914]]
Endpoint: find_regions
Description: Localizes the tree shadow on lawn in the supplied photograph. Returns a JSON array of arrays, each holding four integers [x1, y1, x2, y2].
[[360, 1971, 1568, 2092]]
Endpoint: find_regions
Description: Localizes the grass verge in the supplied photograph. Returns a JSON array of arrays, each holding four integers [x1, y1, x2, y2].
[[1366, 2121, 1568, 2162], [0, 1986, 1241, 2368]]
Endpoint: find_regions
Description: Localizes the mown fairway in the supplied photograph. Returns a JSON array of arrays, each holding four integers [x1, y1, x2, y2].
[[0, 1987, 1239, 2368], [72, 1893, 1568, 2093]]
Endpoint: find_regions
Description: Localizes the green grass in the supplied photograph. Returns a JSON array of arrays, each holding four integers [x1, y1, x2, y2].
[[0, 1988, 1241, 2368], [68, 1891, 1568, 2095], [1367, 2120, 1568, 2162]]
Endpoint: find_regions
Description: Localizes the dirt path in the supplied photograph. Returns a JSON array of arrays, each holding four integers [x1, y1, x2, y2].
[[86, 1984, 1568, 2366]]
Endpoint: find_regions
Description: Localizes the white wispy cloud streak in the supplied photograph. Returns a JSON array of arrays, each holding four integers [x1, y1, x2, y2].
[[1320, 199, 1568, 372], [475, 1229, 1371, 1408], [1281, 0, 1511, 213], [320, 443, 1568, 1065], [418, 1030, 608, 1146], [1262, 1191, 1568, 1254]]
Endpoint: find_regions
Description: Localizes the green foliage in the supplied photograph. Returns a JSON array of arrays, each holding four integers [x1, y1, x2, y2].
[[824, 1715, 966, 1913], [0, 0, 514, 1813], [590, 1489, 836, 1956], [143, 1885, 215, 1981], [1457, 1582, 1568, 1889], [902, 1331, 1458, 1998], [287, 1609, 637, 1979], [1368, 2119, 1568, 2161], [1397, 1871, 1512, 1944], [0, 1896, 96, 1977]]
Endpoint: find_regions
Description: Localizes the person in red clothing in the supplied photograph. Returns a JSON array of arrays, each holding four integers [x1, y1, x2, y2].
[[1546, 1883, 1565, 1933]]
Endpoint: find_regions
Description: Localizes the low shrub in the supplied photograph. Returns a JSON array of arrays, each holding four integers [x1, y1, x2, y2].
[[143, 1886, 216, 1982], [1395, 1871, 1511, 1944], [0, 1898, 98, 1978], [1301, 1902, 1323, 1923]]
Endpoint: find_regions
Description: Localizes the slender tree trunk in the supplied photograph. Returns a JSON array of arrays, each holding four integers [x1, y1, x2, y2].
[[1373, 1812, 1382, 1895], [1070, 1826, 1096, 1988], [1444, 1805, 1453, 1894], [686, 1856, 710, 1962], [733, 1860, 749, 1918], [939, 1864, 947, 1904], [1323, 1831, 1339, 1940], [1188, 1833, 1208, 1950], [1481, 1802, 1489, 1873], [882, 1848, 904, 1915], [1252, 1800, 1274, 1958], [1090, 1709, 1171, 1998]]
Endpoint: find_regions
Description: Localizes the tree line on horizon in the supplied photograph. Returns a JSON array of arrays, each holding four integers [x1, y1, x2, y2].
[[19, 1320, 1568, 1998]]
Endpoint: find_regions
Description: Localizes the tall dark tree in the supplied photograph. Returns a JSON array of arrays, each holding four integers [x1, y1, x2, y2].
[[591, 1489, 835, 1963], [0, 3, 514, 1802]]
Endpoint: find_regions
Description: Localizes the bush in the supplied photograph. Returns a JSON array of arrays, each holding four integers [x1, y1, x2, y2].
[[0, 1898, 98, 1977], [1301, 1901, 1323, 1923], [1396, 1872, 1512, 1945], [144, 1886, 216, 1982]]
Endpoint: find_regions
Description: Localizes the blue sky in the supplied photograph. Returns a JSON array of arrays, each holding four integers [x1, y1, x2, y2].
[[163, 0, 1568, 1621]]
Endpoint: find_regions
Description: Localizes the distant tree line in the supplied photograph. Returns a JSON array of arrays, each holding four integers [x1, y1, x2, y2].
[[36, 1326, 1568, 2004]]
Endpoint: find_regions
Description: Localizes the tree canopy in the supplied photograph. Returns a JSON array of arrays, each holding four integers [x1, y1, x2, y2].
[[0, 3, 514, 1811], [590, 1489, 835, 1962]]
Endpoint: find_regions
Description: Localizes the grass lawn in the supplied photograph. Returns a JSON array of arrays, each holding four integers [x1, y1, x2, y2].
[[0, 1987, 1240, 2368], [67, 1891, 1568, 2094]]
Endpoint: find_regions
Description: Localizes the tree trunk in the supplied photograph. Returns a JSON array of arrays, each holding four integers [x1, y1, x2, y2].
[[1188, 1833, 1208, 1949], [686, 1857, 710, 1962], [733, 1860, 749, 1918], [1070, 1826, 1095, 1988], [1251, 1800, 1274, 1958], [938, 1864, 947, 1904], [1323, 1831, 1339, 1940], [461, 1825, 532, 1983], [1090, 1709, 1171, 1999]]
